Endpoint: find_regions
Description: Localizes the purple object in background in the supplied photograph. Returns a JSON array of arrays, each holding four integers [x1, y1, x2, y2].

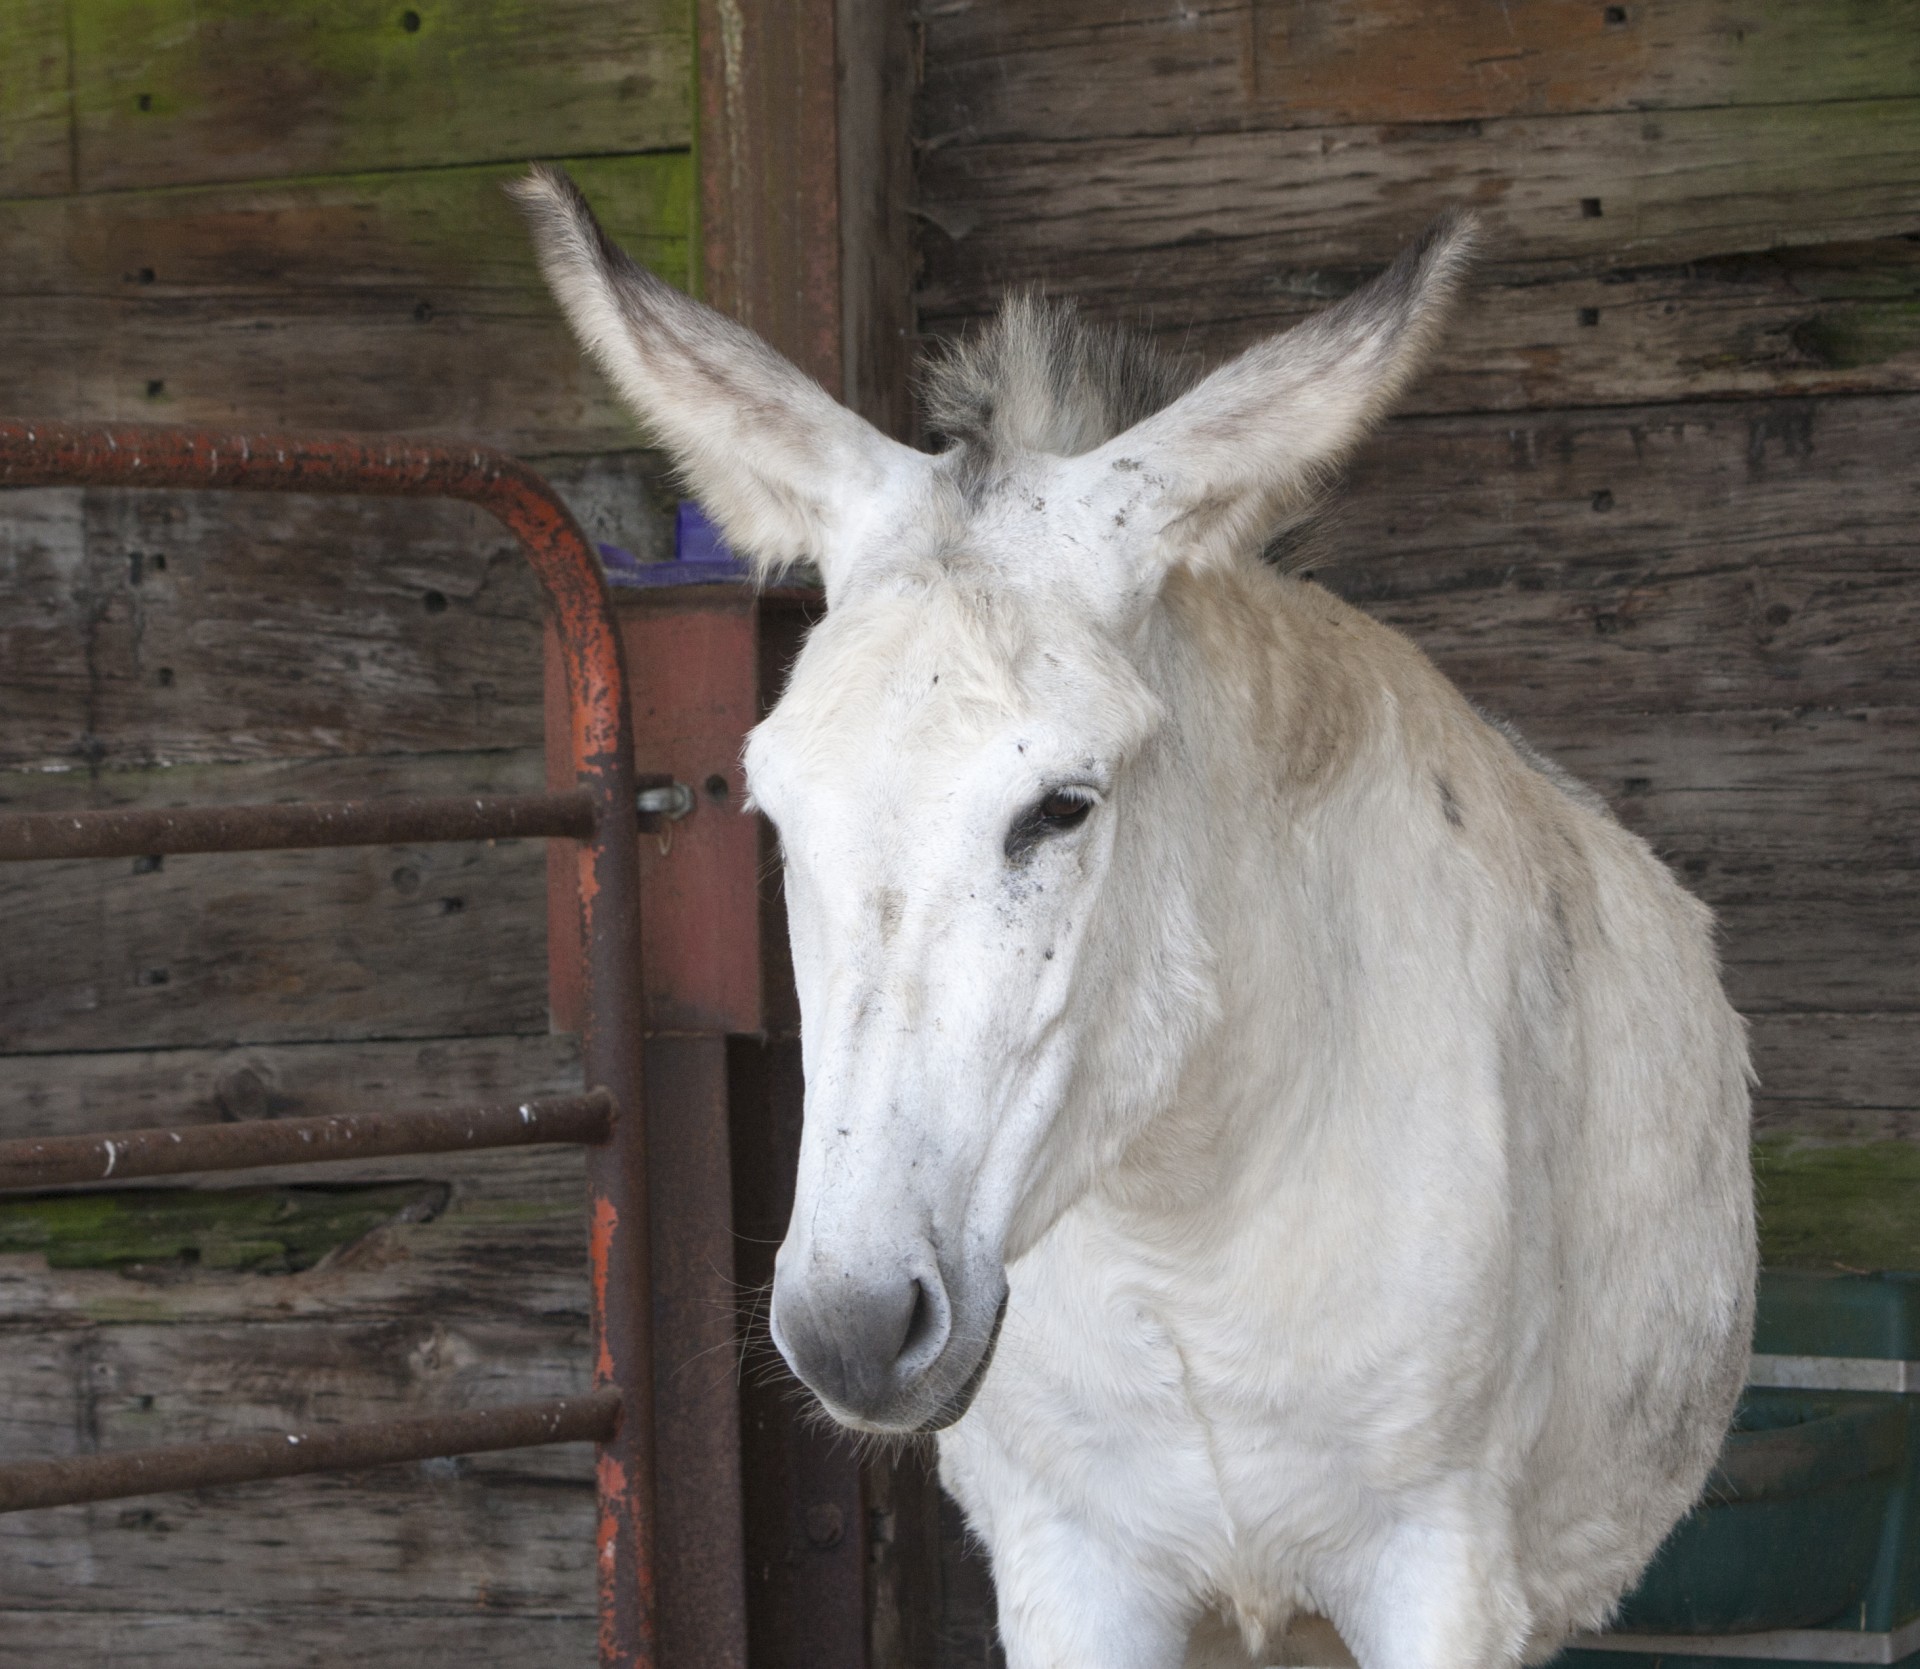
[[598, 501, 753, 588]]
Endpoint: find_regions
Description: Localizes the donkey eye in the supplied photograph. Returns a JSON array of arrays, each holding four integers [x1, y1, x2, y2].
[[1005, 788, 1096, 863], [1038, 791, 1093, 828]]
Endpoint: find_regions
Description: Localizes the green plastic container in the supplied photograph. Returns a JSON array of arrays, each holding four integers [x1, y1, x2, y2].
[[1616, 1390, 1906, 1632], [1558, 1272, 1920, 1669]]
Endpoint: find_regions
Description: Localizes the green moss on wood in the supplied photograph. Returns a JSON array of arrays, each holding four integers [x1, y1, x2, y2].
[[65, 0, 691, 192], [1757, 1139, 1920, 1274], [0, 149, 692, 295], [0, 1181, 446, 1273], [1727, 5, 1920, 112], [1790, 301, 1920, 370]]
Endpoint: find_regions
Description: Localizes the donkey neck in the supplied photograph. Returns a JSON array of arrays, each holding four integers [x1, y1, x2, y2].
[[1096, 562, 1509, 1237]]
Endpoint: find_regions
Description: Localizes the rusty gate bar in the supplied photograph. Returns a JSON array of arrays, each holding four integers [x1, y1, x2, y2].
[[0, 789, 597, 863], [0, 418, 660, 1669], [0, 1090, 615, 1192], [0, 1391, 623, 1515]]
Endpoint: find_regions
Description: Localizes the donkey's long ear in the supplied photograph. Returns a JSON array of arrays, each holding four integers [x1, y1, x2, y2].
[[1079, 212, 1474, 582], [510, 165, 925, 584]]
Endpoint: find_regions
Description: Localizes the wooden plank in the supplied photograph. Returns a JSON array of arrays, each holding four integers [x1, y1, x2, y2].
[[0, 1146, 590, 1332], [644, 1035, 750, 1669], [697, 0, 843, 384], [0, 0, 72, 198], [0, 1180, 455, 1273], [0, 749, 549, 816], [0, 490, 543, 771], [0, 832, 548, 1050], [0, 154, 690, 298], [922, 0, 1920, 146], [920, 239, 1920, 415], [1704, 879, 1912, 1021], [1519, 718, 1913, 1023], [1528, 709, 1920, 870], [0, 1318, 594, 1614], [0, 1032, 581, 1142], [0, 751, 554, 1053], [1750, 1014, 1920, 1141], [1519, 717, 1915, 1020], [0, 1613, 594, 1669], [0, 487, 90, 767], [728, 1036, 870, 1669], [915, 99, 1920, 312], [1710, 876, 1916, 1017], [0, 154, 691, 454], [60, 0, 689, 197], [0, 1315, 589, 1464], [1314, 394, 1920, 719], [0, 451, 670, 772], [838, 0, 918, 437], [1517, 710, 1918, 1024], [1332, 396, 1915, 573]]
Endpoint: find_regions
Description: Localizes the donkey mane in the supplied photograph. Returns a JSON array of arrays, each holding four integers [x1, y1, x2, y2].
[[923, 294, 1336, 566], [921, 293, 1200, 463]]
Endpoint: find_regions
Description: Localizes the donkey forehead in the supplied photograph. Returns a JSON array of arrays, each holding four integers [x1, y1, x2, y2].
[[744, 564, 1161, 819], [932, 452, 1146, 588]]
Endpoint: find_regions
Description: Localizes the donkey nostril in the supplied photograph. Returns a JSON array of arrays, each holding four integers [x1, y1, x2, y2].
[[904, 1281, 935, 1353], [771, 1263, 956, 1417], [896, 1276, 950, 1373]]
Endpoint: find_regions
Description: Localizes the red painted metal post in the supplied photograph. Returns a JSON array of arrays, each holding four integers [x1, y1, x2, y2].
[[0, 418, 659, 1669]]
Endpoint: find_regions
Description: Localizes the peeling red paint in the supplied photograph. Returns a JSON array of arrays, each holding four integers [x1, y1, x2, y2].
[[598, 1455, 627, 1661], [591, 1194, 620, 1385]]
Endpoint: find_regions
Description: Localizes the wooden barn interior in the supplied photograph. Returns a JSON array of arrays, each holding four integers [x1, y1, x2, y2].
[[0, 1, 1915, 1664]]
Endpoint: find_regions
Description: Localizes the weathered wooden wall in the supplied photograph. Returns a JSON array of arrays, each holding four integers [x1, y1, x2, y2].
[[914, 0, 1920, 1229], [5, 1, 1916, 1662], [0, 4, 691, 1660]]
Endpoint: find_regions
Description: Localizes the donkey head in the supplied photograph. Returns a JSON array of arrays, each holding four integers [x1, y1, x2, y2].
[[515, 167, 1471, 1433]]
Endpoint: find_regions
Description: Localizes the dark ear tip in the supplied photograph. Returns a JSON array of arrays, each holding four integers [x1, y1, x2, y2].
[[1416, 206, 1479, 267]]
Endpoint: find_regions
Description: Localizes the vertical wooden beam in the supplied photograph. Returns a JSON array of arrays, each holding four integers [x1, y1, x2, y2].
[[697, 0, 845, 392], [835, 0, 918, 438], [643, 1031, 751, 1669], [729, 1034, 871, 1669], [695, 6, 921, 1665], [697, 0, 916, 430]]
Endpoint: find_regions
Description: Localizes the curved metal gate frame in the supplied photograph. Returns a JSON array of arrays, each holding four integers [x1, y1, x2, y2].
[[0, 418, 660, 1669]]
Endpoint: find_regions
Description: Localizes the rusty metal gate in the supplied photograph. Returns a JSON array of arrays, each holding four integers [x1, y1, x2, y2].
[[0, 418, 662, 1667]]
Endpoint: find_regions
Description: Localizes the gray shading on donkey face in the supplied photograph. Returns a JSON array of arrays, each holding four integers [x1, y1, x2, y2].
[[514, 165, 1753, 1669]]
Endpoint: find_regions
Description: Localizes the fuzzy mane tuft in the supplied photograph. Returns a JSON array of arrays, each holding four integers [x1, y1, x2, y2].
[[920, 293, 1331, 568], [919, 292, 1199, 461]]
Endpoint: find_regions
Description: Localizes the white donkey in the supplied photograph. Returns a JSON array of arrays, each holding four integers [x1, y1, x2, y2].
[[515, 167, 1755, 1669]]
